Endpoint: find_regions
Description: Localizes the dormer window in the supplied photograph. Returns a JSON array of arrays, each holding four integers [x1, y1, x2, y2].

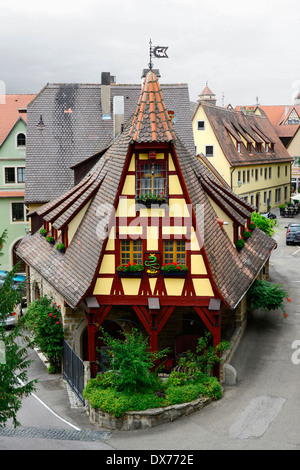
[[247, 142, 252, 152], [237, 142, 241, 153], [136, 154, 167, 206], [266, 143, 269, 152], [256, 143, 262, 153]]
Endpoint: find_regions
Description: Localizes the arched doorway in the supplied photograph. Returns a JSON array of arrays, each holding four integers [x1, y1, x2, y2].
[[12, 240, 26, 273]]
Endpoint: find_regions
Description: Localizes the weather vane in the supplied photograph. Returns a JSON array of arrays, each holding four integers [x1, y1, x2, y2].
[[149, 39, 169, 70]]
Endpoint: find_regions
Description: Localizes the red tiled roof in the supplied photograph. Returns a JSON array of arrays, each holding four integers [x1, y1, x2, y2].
[[200, 85, 215, 96], [129, 71, 176, 143], [0, 94, 35, 146]]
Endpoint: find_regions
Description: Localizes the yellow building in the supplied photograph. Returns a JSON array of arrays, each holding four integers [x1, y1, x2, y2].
[[193, 99, 293, 211]]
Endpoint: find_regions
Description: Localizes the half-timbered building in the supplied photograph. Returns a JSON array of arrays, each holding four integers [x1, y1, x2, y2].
[[17, 71, 276, 380]]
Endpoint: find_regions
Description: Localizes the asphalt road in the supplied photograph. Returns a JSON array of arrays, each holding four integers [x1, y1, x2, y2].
[[1, 208, 299, 451]]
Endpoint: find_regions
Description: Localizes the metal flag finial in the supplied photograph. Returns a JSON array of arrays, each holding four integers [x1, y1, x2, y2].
[[148, 39, 169, 70]]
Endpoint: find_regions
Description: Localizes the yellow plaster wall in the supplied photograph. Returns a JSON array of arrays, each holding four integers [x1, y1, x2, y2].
[[193, 105, 231, 183], [190, 254, 207, 275], [116, 198, 136, 217], [287, 131, 300, 158], [68, 201, 91, 244], [164, 278, 185, 296], [93, 277, 113, 296], [105, 228, 115, 251], [147, 226, 159, 250], [169, 175, 183, 194], [121, 278, 141, 296], [208, 197, 234, 242], [99, 254, 116, 274], [122, 175, 135, 196], [192, 279, 214, 297]]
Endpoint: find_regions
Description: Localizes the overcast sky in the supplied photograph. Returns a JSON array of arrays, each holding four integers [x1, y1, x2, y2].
[[1, 0, 300, 107]]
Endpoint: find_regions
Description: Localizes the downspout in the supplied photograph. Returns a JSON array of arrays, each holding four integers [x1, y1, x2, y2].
[[230, 167, 235, 189]]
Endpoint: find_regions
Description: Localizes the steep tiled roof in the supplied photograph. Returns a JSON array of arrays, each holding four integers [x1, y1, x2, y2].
[[199, 103, 292, 166], [0, 94, 35, 146], [25, 80, 194, 204], [129, 71, 176, 143]]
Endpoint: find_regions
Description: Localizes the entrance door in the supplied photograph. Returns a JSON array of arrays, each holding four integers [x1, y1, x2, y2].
[[255, 193, 260, 212], [12, 240, 26, 272]]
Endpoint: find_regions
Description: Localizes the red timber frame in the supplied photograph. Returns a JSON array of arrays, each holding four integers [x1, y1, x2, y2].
[[82, 141, 226, 378]]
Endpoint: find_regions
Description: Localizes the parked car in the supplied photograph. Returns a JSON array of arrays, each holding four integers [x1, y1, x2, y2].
[[261, 212, 277, 220], [285, 223, 300, 245], [0, 303, 22, 328]]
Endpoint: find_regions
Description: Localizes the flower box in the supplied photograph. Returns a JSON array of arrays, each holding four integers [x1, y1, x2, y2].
[[40, 229, 47, 237], [136, 199, 166, 208], [117, 263, 144, 278], [46, 236, 55, 245], [161, 262, 188, 277], [161, 270, 187, 277], [118, 271, 144, 278], [136, 193, 166, 208]]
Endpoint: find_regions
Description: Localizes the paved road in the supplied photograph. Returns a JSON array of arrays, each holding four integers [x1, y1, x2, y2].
[[1, 208, 299, 450]]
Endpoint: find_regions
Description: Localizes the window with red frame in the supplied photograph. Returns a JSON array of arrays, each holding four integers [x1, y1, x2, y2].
[[136, 160, 167, 202]]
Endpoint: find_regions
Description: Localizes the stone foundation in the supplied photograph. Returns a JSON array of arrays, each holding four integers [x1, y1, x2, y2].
[[85, 396, 212, 431]]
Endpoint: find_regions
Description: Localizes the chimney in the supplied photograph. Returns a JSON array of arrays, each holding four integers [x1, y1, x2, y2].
[[113, 96, 125, 138], [101, 72, 111, 120]]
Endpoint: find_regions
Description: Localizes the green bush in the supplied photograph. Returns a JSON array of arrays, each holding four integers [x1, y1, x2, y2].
[[251, 212, 276, 237], [248, 280, 289, 314], [97, 328, 168, 392], [21, 296, 65, 372], [83, 372, 222, 417], [83, 382, 165, 417], [83, 330, 226, 417]]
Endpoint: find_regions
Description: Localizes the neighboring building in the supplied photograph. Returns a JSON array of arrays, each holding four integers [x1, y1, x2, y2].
[[254, 104, 300, 193], [0, 94, 35, 272], [24, 72, 195, 221], [17, 71, 276, 386], [193, 97, 293, 211]]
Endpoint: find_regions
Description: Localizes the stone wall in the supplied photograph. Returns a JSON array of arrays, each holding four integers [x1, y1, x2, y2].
[[85, 397, 211, 431]]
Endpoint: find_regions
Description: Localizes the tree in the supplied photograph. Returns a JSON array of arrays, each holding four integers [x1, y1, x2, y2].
[[248, 279, 290, 318], [251, 212, 277, 237], [0, 230, 37, 428]]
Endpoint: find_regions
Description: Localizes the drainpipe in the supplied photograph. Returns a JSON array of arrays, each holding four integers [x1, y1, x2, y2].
[[230, 167, 235, 189]]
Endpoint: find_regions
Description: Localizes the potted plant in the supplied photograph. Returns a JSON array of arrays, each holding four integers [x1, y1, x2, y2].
[[161, 262, 188, 277], [46, 236, 55, 245], [242, 230, 252, 241], [236, 239, 245, 251], [40, 228, 47, 237], [248, 222, 256, 232], [56, 243, 65, 253], [117, 262, 144, 277]]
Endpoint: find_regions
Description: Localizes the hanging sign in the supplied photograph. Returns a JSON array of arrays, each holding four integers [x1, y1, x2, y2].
[[144, 252, 161, 277]]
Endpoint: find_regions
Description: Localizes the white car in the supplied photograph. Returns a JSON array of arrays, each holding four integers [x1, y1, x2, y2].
[[0, 304, 22, 328]]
